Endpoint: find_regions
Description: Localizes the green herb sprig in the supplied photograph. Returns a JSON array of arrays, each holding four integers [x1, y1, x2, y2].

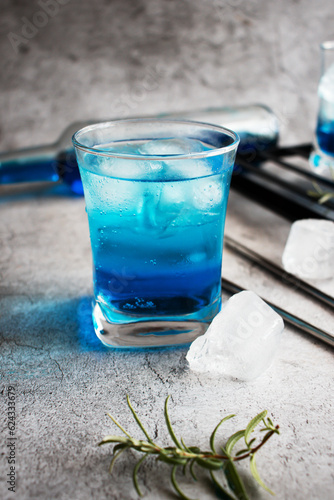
[[307, 181, 334, 204], [99, 395, 280, 500], [307, 165, 334, 205]]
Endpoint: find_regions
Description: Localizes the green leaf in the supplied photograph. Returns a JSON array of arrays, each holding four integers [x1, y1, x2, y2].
[[319, 192, 334, 204], [98, 435, 129, 446], [312, 182, 323, 194], [188, 446, 201, 453], [181, 437, 192, 453], [109, 447, 126, 474], [164, 396, 183, 449], [267, 417, 274, 428], [126, 395, 154, 444], [224, 430, 245, 456], [235, 448, 249, 457], [112, 442, 128, 455], [189, 459, 198, 481], [244, 411, 267, 447], [307, 190, 319, 197], [210, 471, 237, 500], [106, 413, 132, 438], [210, 414, 235, 453], [136, 444, 155, 453], [195, 457, 223, 471], [171, 465, 197, 500], [133, 454, 147, 497], [249, 454, 274, 495], [224, 459, 250, 500], [247, 438, 256, 449], [158, 454, 187, 466]]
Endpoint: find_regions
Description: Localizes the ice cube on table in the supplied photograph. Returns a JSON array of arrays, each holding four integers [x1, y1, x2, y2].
[[186, 291, 284, 381], [282, 219, 334, 280]]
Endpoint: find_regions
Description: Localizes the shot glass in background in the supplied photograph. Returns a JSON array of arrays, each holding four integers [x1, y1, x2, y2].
[[310, 41, 334, 177], [73, 119, 239, 348]]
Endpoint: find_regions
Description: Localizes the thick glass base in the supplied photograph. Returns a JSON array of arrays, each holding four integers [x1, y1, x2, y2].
[[309, 149, 334, 178], [92, 299, 220, 348]]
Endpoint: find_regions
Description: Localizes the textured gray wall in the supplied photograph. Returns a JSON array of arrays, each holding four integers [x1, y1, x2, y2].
[[1, 0, 334, 150]]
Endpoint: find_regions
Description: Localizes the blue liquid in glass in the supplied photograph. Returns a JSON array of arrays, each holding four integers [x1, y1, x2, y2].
[[316, 119, 334, 156], [79, 139, 232, 325]]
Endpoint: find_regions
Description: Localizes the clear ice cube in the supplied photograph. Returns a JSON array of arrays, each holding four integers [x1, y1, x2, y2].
[[136, 180, 193, 236], [186, 291, 284, 381], [158, 182, 188, 220], [138, 138, 210, 156], [81, 137, 223, 234], [282, 219, 334, 280], [192, 177, 223, 211], [139, 138, 213, 180], [90, 143, 165, 180]]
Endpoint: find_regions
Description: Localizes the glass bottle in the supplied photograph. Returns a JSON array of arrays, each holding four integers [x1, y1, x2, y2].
[[309, 41, 334, 178], [0, 104, 278, 194]]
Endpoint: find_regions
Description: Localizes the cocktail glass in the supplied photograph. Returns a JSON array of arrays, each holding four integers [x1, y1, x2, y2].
[[72, 119, 239, 348], [310, 41, 334, 177]]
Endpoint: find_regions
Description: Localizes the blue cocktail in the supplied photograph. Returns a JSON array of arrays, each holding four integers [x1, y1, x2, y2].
[[310, 41, 334, 176], [73, 120, 239, 348]]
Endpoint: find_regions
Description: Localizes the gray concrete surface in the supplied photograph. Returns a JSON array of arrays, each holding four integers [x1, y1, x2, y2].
[[0, 186, 333, 500], [1, 1, 334, 499]]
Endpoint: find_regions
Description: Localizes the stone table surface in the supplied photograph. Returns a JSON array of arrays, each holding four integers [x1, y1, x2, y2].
[[0, 183, 333, 500]]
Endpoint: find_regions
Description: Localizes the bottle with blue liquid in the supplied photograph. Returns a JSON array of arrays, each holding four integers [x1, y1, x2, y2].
[[310, 41, 334, 177], [0, 104, 278, 195]]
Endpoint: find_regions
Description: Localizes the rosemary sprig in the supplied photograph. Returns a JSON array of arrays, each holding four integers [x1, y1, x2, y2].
[[307, 182, 334, 204], [307, 167, 334, 205], [99, 396, 280, 500]]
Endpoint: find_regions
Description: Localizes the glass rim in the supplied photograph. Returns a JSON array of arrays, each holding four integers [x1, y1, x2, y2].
[[72, 118, 240, 161]]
